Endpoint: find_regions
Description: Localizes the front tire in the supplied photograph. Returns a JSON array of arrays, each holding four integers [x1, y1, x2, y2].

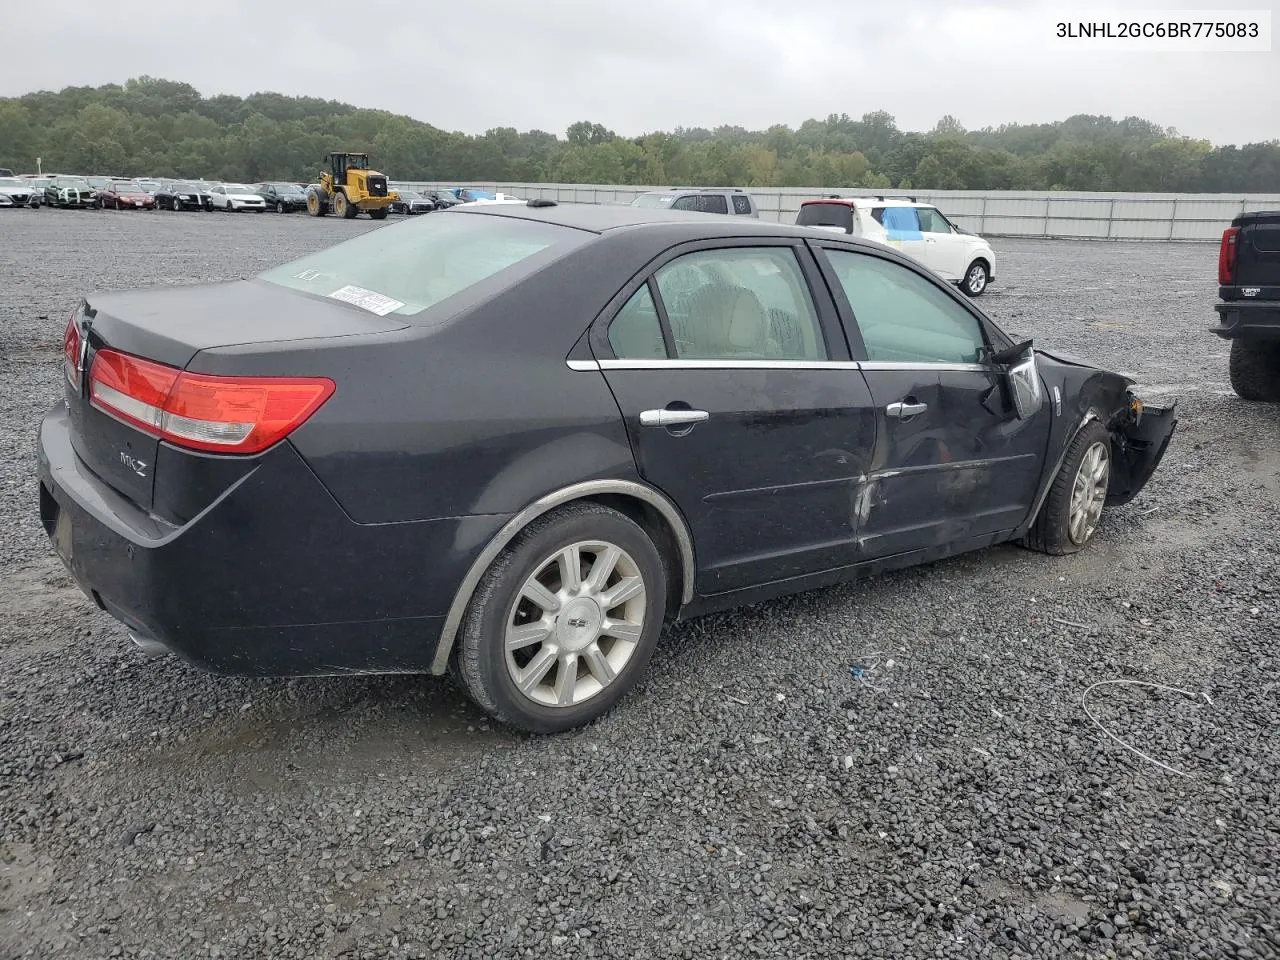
[[369, 207, 388, 220], [276, 201, 285, 214], [1022, 420, 1112, 555], [1228, 338, 1280, 402], [961, 259, 989, 297], [333, 191, 357, 219], [455, 502, 668, 733]]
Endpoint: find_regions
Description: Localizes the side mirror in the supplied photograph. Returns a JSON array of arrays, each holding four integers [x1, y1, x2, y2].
[[1003, 344, 1044, 420]]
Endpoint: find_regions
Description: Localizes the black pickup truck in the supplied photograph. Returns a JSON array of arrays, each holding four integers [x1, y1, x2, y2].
[[1213, 211, 1280, 401]]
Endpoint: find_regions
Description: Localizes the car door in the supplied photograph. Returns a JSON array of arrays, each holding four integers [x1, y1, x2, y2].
[[916, 207, 968, 280], [589, 239, 878, 595], [812, 241, 1052, 559]]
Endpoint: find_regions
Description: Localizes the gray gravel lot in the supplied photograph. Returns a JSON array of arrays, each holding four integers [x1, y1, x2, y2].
[[1, 209, 1278, 960]]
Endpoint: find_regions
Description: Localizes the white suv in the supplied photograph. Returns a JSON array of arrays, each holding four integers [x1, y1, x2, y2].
[[796, 197, 996, 296]]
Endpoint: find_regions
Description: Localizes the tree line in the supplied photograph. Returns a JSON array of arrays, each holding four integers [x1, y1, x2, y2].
[[1, 77, 1277, 193]]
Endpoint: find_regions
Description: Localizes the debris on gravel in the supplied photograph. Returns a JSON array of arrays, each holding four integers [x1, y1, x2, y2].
[[1, 212, 1277, 959]]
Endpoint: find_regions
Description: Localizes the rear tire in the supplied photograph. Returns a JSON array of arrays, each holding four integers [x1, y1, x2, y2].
[[1228, 338, 1280, 402], [1022, 420, 1112, 556], [369, 207, 388, 220], [454, 502, 667, 733]]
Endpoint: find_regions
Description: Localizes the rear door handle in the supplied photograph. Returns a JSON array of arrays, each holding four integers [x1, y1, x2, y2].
[[886, 401, 928, 419], [640, 409, 709, 428]]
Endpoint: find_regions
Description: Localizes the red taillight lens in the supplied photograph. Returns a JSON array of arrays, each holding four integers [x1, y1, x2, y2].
[[1218, 226, 1240, 285], [62, 312, 81, 389], [88, 348, 335, 455]]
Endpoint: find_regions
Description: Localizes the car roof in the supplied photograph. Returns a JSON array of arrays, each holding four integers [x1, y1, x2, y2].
[[452, 202, 831, 238], [803, 196, 935, 209]]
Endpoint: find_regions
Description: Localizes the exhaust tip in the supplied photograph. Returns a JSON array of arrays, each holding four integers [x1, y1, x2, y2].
[[129, 630, 170, 659]]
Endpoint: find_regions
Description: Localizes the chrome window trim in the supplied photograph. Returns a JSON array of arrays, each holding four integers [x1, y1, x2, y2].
[[565, 358, 994, 373], [430, 478, 697, 675], [859, 361, 990, 373]]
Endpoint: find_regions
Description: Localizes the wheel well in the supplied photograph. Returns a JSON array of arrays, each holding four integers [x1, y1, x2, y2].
[[587, 493, 685, 620]]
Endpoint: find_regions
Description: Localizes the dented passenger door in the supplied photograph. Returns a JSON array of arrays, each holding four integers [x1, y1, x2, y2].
[[814, 242, 1052, 559]]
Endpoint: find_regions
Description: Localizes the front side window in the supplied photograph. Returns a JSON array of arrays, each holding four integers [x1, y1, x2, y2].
[[607, 285, 666, 359], [669, 195, 698, 212], [824, 249, 985, 364], [259, 211, 589, 318], [916, 207, 953, 234], [653, 248, 827, 361]]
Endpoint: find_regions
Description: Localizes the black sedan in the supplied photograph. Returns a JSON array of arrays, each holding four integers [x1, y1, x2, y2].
[[388, 189, 435, 215], [155, 182, 210, 211], [37, 205, 1176, 733], [256, 182, 309, 213]]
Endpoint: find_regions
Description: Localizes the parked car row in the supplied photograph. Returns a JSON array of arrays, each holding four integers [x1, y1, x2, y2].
[[628, 188, 998, 297], [3, 173, 504, 219]]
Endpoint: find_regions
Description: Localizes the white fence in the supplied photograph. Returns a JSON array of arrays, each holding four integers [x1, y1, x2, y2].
[[393, 181, 1280, 242]]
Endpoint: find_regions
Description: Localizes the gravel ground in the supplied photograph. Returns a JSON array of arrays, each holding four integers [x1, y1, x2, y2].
[[1, 209, 1278, 960]]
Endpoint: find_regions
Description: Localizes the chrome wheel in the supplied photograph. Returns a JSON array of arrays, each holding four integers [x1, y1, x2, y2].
[[1068, 441, 1109, 545], [504, 540, 646, 708], [965, 262, 988, 295]]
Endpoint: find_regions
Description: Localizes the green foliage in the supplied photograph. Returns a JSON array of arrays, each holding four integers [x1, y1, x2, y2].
[[1, 78, 1276, 192]]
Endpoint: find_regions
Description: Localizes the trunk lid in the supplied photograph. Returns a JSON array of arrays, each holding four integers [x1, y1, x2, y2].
[[67, 280, 409, 511], [1225, 210, 1280, 301]]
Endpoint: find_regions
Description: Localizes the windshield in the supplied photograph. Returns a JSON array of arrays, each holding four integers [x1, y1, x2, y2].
[[399, 191, 421, 200], [258, 212, 590, 318], [271, 183, 303, 194], [631, 192, 675, 208], [170, 182, 198, 192], [0, 178, 22, 187], [223, 184, 253, 193], [57, 178, 91, 188], [113, 183, 145, 193]]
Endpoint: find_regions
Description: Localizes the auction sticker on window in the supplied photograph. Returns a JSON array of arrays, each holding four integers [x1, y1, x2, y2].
[[327, 285, 405, 316]]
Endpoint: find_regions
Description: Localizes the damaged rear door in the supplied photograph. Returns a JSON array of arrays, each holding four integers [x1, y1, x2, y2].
[[814, 243, 1052, 557]]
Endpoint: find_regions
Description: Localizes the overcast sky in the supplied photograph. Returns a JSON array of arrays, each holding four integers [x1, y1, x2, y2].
[[3, 0, 1276, 144]]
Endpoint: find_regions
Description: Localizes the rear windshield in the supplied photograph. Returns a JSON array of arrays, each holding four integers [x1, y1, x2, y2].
[[796, 203, 854, 233], [258, 210, 590, 318]]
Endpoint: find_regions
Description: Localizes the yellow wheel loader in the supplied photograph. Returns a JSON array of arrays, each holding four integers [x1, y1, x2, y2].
[[306, 152, 397, 220]]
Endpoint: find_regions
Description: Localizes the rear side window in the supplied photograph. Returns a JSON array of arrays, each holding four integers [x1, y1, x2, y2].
[[258, 212, 588, 318], [870, 207, 923, 239], [732, 195, 752, 215], [824, 249, 985, 364], [671, 194, 729, 215], [653, 247, 827, 361], [608, 285, 666, 359], [796, 203, 854, 234], [700, 194, 728, 215]]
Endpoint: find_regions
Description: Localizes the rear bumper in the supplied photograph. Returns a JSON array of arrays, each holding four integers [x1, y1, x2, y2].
[[1212, 301, 1280, 341], [37, 403, 508, 676]]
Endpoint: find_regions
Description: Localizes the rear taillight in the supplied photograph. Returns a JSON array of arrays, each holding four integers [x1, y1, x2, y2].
[[1218, 226, 1240, 285], [88, 348, 334, 455], [62, 311, 81, 389]]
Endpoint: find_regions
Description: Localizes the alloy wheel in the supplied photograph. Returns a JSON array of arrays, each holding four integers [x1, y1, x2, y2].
[[1068, 441, 1110, 544], [504, 540, 647, 708]]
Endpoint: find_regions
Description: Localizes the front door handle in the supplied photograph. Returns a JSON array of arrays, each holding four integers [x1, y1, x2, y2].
[[640, 409, 709, 428], [886, 401, 928, 419]]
